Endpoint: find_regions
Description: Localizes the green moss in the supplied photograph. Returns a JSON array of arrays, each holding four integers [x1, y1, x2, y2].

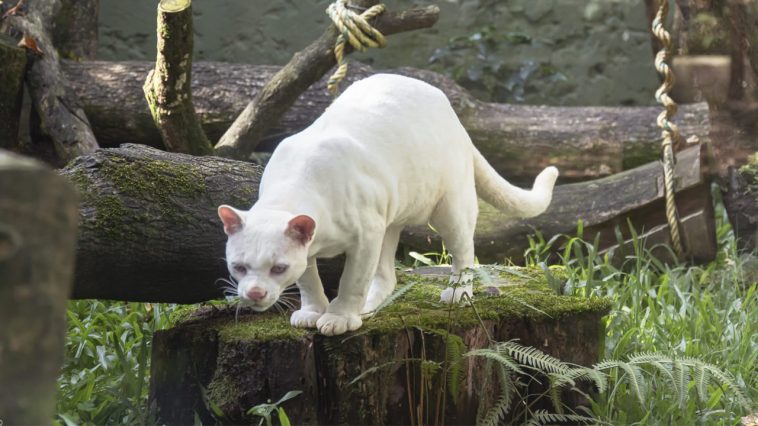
[[739, 153, 758, 194], [98, 157, 206, 203], [177, 266, 610, 344]]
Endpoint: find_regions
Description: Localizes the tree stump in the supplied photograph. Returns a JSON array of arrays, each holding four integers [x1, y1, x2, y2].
[[0, 150, 79, 424], [148, 267, 611, 425], [0, 33, 26, 150]]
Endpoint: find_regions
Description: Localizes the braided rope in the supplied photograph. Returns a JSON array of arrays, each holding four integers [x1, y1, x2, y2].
[[326, 0, 386, 95], [652, 0, 685, 258]]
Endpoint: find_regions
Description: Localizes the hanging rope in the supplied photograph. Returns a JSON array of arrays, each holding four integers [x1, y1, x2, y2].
[[326, 0, 387, 95], [652, 0, 685, 258]]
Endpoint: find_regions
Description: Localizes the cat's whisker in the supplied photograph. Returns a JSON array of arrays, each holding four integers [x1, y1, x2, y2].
[[235, 303, 241, 324]]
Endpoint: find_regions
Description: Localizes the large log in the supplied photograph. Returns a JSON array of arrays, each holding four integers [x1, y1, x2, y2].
[[61, 60, 712, 183], [148, 268, 611, 425], [0, 150, 79, 424], [61, 143, 715, 303]]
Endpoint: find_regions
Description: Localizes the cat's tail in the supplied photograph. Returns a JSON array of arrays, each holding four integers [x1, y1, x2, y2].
[[473, 148, 558, 218]]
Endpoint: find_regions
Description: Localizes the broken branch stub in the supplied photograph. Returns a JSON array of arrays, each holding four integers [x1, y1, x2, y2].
[[143, 0, 213, 156]]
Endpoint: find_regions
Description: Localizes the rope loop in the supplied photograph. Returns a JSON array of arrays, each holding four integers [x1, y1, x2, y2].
[[326, 0, 387, 95], [652, 0, 685, 258]]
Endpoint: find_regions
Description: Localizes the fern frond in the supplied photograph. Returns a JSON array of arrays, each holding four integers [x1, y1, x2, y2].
[[348, 358, 423, 385], [445, 332, 465, 400], [616, 361, 647, 406], [367, 279, 418, 317], [550, 366, 608, 394], [477, 363, 516, 426], [464, 348, 525, 375], [694, 362, 709, 403], [523, 409, 596, 426], [672, 358, 689, 408], [498, 341, 570, 375]]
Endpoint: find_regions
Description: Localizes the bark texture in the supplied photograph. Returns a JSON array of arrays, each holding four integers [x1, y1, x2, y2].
[[5, 0, 98, 165], [53, 0, 99, 59], [214, 2, 441, 160], [0, 149, 78, 425], [0, 33, 26, 149], [144, 0, 213, 155], [148, 268, 611, 425], [723, 156, 758, 252], [62, 60, 712, 183], [61, 144, 716, 303]]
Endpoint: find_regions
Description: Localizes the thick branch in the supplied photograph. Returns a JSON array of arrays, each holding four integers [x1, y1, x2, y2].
[[213, 3, 441, 160], [5, 0, 98, 164], [53, 0, 99, 59], [143, 0, 212, 155], [0, 34, 26, 149]]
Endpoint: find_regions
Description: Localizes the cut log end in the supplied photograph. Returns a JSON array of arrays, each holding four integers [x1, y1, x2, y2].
[[159, 0, 192, 13], [148, 267, 611, 425]]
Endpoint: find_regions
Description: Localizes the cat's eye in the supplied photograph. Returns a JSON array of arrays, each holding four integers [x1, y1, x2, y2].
[[232, 264, 247, 275], [270, 264, 288, 275]]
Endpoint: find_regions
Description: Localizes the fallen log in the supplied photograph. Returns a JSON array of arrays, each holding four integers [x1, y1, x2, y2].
[[61, 143, 716, 303], [148, 268, 611, 424], [404, 143, 717, 265], [61, 60, 712, 183], [0, 33, 26, 149], [0, 150, 79, 424]]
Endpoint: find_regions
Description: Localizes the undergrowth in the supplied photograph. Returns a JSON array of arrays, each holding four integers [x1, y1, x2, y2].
[[55, 199, 757, 424]]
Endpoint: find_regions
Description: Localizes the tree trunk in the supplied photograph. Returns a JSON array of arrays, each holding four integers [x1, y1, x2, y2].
[[214, 2, 441, 160], [53, 0, 99, 60], [148, 267, 611, 425], [0, 149, 79, 425], [60, 144, 716, 303], [61, 60, 712, 183], [143, 0, 213, 155], [723, 155, 758, 252], [0, 33, 26, 150], [5, 0, 98, 166]]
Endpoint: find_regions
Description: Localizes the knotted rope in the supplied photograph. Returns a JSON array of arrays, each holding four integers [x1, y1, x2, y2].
[[326, 0, 386, 95], [652, 0, 685, 258]]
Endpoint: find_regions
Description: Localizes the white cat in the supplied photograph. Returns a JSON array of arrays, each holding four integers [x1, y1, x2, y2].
[[218, 74, 558, 336]]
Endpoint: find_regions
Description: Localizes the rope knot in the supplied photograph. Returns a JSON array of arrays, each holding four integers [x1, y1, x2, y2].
[[326, 0, 387, 95]]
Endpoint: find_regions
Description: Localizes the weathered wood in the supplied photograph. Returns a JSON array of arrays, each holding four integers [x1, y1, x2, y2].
[[53, 0, 99, 59], [214, 2, 441, 160], [61, 144, 261, 303], [61, 144, 716, 303], [5, 0, 98, 165], [723, 158, 758, 252], [148, 268, 611, 425], [0, 33, 26, 149], [402, 144, 716, 264], [0, 149, 79, 424], [61, 60, 712, 183], [144, 0, 213, 155]]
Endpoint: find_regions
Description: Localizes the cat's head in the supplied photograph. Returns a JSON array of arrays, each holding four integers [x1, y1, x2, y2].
[[217, 205, 314, 311]]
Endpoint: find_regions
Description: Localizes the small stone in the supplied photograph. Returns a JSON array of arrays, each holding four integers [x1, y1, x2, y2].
[[484, 286, 500, 296]]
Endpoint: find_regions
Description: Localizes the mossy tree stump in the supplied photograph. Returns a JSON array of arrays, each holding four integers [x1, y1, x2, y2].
[[149, 267, 610, 425]]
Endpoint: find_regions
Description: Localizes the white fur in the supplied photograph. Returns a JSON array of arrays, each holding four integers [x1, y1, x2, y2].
[[219, 74, 558, 336]]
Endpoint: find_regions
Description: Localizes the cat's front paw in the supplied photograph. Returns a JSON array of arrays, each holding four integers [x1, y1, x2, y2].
[[316, 313, 362, 336], [290, 310, 323, 328]]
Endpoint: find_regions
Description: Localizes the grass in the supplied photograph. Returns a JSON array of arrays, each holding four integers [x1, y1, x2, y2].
[[55, 200, 757, 424]]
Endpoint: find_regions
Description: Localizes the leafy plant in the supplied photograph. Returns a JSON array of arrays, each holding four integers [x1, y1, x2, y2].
[[246, 391, 302, 426]]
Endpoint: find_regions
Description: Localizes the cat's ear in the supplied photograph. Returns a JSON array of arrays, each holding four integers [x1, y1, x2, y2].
[[286, 215, 315, 245], [218, 205, 245, 236]]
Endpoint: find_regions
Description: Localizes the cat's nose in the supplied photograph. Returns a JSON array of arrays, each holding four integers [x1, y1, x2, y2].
[[246, 287, 268, 302]]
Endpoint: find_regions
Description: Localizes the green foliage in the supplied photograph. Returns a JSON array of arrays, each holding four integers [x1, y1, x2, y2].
[[56, 301, 181, 425], [246, 390, 302, 426]]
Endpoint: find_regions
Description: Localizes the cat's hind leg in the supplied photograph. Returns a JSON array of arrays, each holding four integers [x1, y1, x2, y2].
[[362, 225, 403, 315], [290, 258, 329, 328], [431, 193, 478, 304]]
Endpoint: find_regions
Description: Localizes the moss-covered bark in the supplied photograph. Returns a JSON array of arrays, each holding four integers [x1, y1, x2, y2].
[[149, 267, 611, 425]]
